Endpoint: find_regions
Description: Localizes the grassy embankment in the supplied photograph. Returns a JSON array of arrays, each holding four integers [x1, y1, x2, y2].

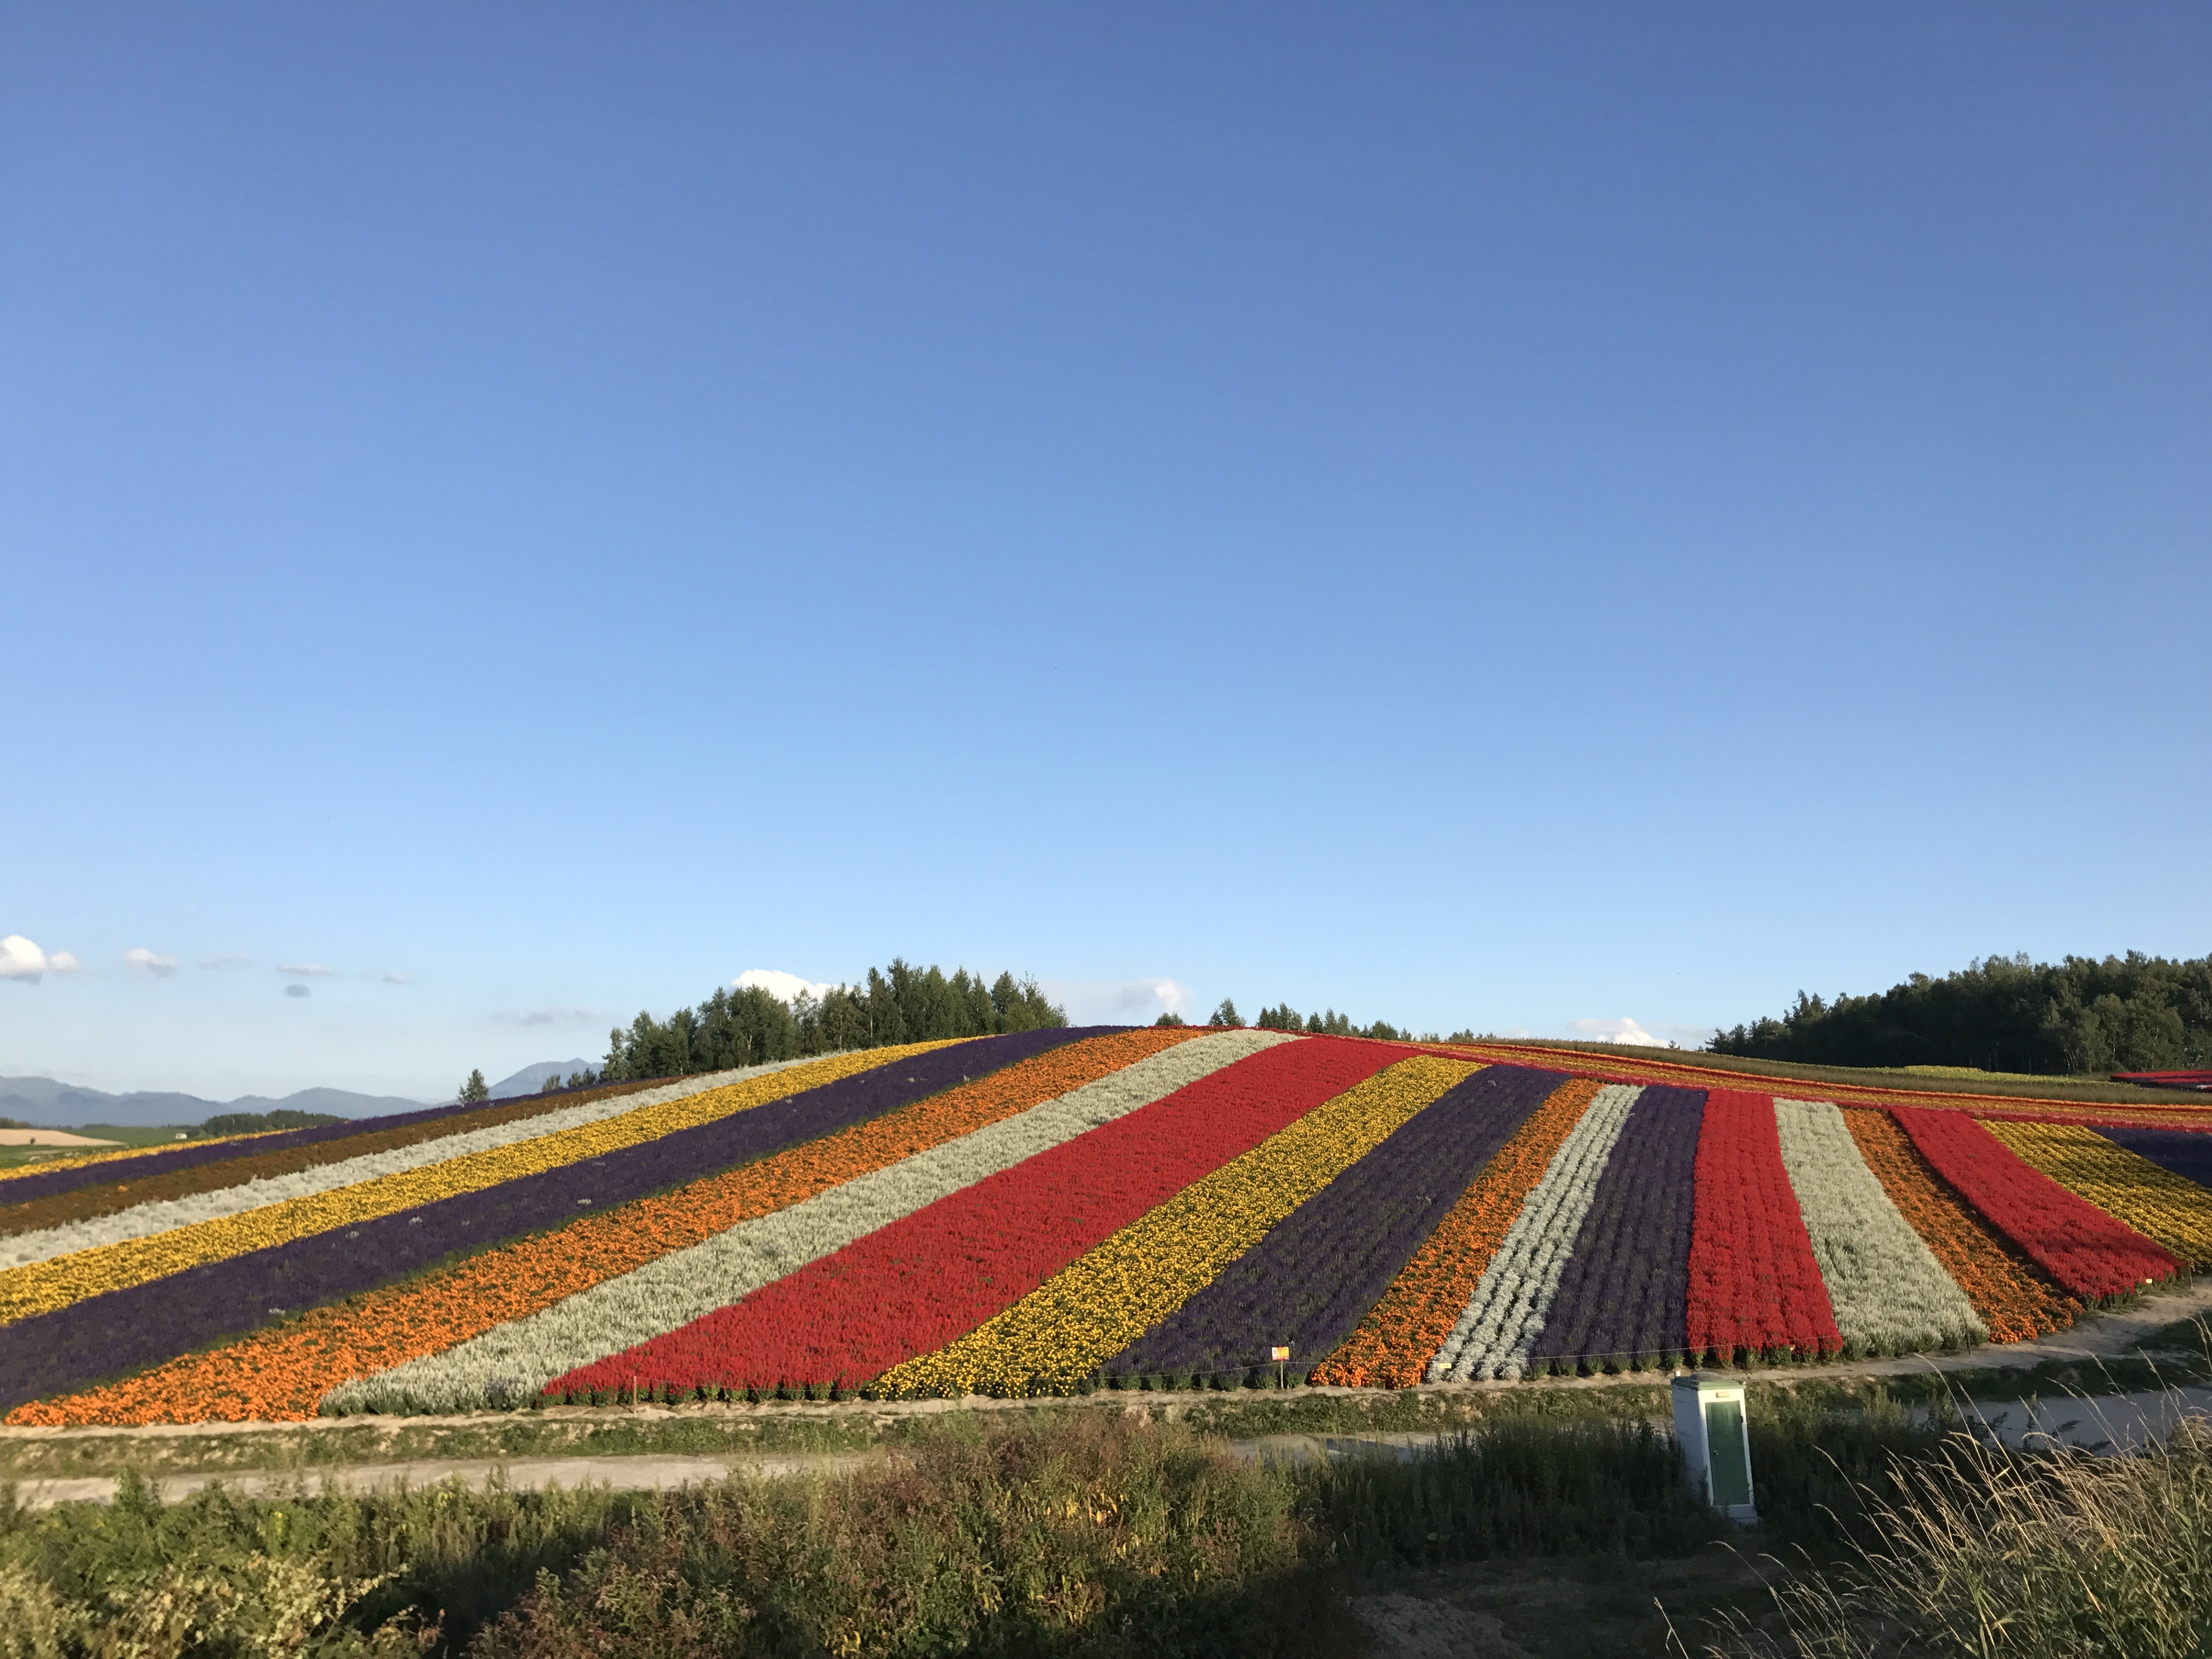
[[0, 1389, 1971, 1658], [14, 1386, 2203, 1657]]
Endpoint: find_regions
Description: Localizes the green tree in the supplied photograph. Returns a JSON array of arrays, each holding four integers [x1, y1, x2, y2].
[[595, 958, 1071, 1084], [1210, 998, 1243, 1029], [458, 1069, 489, 1105], [1153, 1011, 1187, 1027], [1709, 951, 2212, 1075]]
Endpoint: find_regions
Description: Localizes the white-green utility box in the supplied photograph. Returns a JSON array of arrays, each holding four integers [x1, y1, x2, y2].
[[1672, 1374, 1757, 1523]]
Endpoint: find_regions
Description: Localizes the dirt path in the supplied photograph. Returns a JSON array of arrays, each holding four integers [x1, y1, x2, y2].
[[8, 1280, 2205, 1451]]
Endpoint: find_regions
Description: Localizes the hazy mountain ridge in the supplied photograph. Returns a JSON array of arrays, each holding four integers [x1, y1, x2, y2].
[[0, 1076, 432, 1128]]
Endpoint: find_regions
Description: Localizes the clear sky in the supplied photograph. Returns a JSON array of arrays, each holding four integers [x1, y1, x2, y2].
[[4, 5, 2207, 1103]]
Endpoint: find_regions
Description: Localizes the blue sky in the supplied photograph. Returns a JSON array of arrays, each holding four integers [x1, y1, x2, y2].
[[4, 5, 2207, 1103]]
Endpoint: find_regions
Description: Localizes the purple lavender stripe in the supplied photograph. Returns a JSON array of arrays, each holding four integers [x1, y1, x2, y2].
[[2098, 1125, 2212, 1190], [0, 1082, 673, 1207], [0, 1026, 1102, 1411], [1527, 1085, 1703, 1370], [1105, 1064, 1567, 1379]]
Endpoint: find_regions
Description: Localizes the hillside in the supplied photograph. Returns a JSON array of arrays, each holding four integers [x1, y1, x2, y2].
[[4, 1027, 2210, 1425]]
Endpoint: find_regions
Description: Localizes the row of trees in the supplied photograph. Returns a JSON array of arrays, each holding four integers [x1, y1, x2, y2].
[[1708, 952, 2212, 1075], [1165, 997, 1460, 1044], [599, 960, 1068, 1082]]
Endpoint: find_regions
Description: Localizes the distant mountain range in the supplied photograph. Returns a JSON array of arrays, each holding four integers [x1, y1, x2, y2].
[[0, 1056, 602, 1130], [0, 1075, 433, 1130]]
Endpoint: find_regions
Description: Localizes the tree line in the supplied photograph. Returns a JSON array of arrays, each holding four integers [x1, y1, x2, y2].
[[1163, 997, 1470, 1045], [1707, 951, 2212, 1075], [595, 960, 1068, 1082]]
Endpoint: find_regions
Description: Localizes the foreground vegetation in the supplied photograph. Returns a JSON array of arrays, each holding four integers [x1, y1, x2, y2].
[[0, 1384, 2098, 1657]]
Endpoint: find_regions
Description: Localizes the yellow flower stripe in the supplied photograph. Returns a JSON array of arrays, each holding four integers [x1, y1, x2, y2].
[[0, 1042, 962, 1326], [1979, 1119, 2212, 1267], [874, 1053, 1479, 1397]]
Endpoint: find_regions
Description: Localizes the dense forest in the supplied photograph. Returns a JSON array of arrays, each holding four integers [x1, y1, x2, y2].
[[598, 960, 1067, 1081], [1708, 952, 2212, 1075]]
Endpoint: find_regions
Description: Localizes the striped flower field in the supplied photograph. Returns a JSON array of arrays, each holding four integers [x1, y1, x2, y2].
[[7, 1027, 2212, 1426]]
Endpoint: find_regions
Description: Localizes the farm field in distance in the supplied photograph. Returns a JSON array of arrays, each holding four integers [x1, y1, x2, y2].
[[7, 1024, 2212, 1429]]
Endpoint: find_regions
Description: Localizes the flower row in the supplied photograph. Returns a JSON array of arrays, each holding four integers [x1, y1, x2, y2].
[[1107, 1063, 1565, 1386], [1772, 1099, 1984, 1355], [0, 1076, 676, 1238], [1978, 1119, 2212, 1268], [0, 1074, 668, 1204], [543, 1035, 1376, 1402], [1892, 1108, 2179, 1300], [0, 1029, 1087, 1415], [0, 1045, 950, 1324], [11, 1029, 2212, 1422], [0, 1066, 803, 1270], [328, 1027, 1254, 1415], [13, 1027, 1216, 1425], [1431, 1082, 1644, 1381], [1314, 1076, 1604, 1387], [873, 1053, 1478, 1399], [1836, 1109, 2078, 1341]]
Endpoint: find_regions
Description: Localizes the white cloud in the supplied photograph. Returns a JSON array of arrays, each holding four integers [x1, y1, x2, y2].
[[733, 969, 839, 1004], [284, 984, 311, 999], [1, 936, 77, 981], [382, 971, 411, 985], [125, 948, 179, 978], [1570, 1017, 1675, 1049], [1038, 977, 1191, 1024], [1113, 978, 1190, 1018], [277, 962, 334, 978], [200, 953, 253, 970]]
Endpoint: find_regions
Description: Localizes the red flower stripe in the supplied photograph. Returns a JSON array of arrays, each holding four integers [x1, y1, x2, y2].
[[546, 1036, 1404, 1397], [1685, 1091, 1841, 1363], [1889, 1108, 2178, 1299]]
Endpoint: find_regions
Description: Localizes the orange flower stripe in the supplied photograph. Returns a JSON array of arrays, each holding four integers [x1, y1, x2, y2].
[[1840, 1107, 2077, 1342], [9, 1025, 1206, 1426], [1312, 1076, 1603, 1388]]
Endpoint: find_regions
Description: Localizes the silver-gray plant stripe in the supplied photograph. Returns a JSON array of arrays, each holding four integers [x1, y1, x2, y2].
[[320, 1028, 1295, 1414], [1772, 1098, 1985, 1354], [1428, 1084, 1640, 1383]]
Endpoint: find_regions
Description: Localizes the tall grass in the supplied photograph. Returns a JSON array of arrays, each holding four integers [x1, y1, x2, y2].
[[1712, 1410, 2212, 1657], [1, 1415, 1341, 1658], [1290, 1418, 1728, 1568], [8, 1392, 2191, 1657]]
